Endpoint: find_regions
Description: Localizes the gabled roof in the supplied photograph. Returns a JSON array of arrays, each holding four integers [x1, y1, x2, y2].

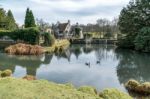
[[58, 23, 69, 32]]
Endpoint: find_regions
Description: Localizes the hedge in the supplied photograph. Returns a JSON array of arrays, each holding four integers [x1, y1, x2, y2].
[[0, 28, 40, 45]]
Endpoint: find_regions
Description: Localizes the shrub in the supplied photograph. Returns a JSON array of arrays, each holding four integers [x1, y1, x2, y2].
[[134, 27, 150, 52], [75, 27, 81, 37], [1, 69, 12, 77], [12, 28, 40, 44], [0, 30, 12, 38], [43, 33, 55, 46]]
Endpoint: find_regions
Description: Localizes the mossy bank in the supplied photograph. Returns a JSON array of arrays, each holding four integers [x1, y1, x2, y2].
[[0, 77, 132, 99]]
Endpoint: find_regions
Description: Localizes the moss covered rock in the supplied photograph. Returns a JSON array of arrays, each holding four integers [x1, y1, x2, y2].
[[125, 79, 150, 94], [99, 88, 132, 99], [1, 69, 12, 77], [125, 79, 140, 90]]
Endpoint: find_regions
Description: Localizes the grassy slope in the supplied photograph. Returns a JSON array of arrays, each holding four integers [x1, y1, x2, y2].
[[0, 77, 132, 99]]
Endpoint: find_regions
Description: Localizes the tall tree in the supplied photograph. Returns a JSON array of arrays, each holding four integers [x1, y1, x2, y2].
[[0, 8, 6, 22], [24, 8, 30, 28], [24, 8, 36, 28], [29, 10, 36, 27], [118, 0, 150, 48], [6, 10, 17, 30]]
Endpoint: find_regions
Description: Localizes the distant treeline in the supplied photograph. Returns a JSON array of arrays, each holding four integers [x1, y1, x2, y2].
[[73, 18, 118, 37]]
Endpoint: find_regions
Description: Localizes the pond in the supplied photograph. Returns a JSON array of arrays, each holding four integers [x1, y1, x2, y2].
[[0, 44, 150, 92]]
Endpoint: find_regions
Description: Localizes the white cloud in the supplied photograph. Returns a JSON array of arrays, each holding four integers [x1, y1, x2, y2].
[[1, 0, 130, 25], [29, 0, 129, 10]]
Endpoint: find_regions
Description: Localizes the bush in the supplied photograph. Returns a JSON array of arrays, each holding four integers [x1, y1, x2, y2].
[[43, 33, 55, 46], [0, 28, 40, 45], [0, 30, 12, 38], [134, 27, 150, 52], [75, 27, 81, 37], [12, 28, 40, 44]]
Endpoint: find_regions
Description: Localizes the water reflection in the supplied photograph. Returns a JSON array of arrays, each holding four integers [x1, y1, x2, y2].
[[115, 49, 150, 84], [0, 44, 150, 92], [0, 54, 53, 76]]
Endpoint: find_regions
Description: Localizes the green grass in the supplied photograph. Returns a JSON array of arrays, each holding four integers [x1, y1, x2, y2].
[[0, 77, 132, 99]]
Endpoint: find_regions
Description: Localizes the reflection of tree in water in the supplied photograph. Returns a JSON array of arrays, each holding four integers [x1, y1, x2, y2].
[[70, 45, 82, 59], [115, 49, 150, 84], [58, 44, 116, 63], [83, 44, 94, 54], [0, 53, 53, 76], [95, 45, 116, 64], [43, 54, 53, 64]]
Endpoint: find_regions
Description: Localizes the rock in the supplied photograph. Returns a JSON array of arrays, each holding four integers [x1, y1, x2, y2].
[[125, 79, 140, 90], [125, 79, 150, 95], [1, 69, 12, 77]]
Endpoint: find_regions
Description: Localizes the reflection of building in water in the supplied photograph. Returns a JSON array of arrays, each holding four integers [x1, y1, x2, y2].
[[0, 54, 53, 76], [115, 49, 150, 84], [55, 48, 71, 62]]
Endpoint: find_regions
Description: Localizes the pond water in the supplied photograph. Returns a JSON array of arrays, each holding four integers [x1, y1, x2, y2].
[[0, 44, 150, 92]]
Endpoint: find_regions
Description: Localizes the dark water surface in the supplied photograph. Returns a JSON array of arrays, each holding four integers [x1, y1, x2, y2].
[[0, 44, 150, 92]]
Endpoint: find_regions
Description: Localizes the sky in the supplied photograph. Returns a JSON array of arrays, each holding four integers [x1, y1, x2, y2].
[[0, 0, 130, 25]]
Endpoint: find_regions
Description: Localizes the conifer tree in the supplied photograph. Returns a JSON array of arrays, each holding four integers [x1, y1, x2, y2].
[[24, 8, 36, 28], [0, 8, 6, 22], [7, 10, 17, 30], [29, 10, 36, 27], [24, 8, 30, 28]]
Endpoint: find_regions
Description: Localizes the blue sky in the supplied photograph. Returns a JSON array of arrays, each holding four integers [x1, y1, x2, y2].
[[0, 0, 130, 25]]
